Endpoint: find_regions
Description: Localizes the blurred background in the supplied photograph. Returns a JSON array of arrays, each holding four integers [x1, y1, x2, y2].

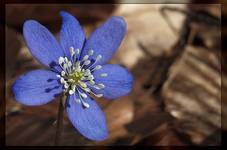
[[5, 3, 223, 146]]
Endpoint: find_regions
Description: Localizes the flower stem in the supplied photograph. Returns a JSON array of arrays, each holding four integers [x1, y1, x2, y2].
[[54, 94, 66, 145]]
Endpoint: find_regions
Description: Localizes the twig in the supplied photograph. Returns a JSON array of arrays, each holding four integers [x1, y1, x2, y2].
[[54, 94, 66, 145]]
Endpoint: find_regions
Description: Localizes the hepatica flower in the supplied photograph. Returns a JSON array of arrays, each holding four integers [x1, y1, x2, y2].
[[12, 11, 133, 141]]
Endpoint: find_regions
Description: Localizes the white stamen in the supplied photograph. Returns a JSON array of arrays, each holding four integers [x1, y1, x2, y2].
[[84, 60, 91, 66], [81, 77, 86, 80], [75, 49, 80, 55], [75, 66, 81, 72], [69, 90, 75, 95], [64, 83, 69, 89], [75, 61, 80, 67], [82, 102, 90, 108], [72, 85, 76, 91], [93, 83, 105, 90], [59, 57, 64, 64], [94, 65, 102, 70], [61, 71, 66, 76], [80, 93, 87, 98], [83, 55, 89, 61], [84, 88, 91, 93], [95, 93, 103, 98], [79, 81, 87, 88], [94, 85, 101, 90], [68, 79, 74, 83], [70, 47, 75, 55], [64, 57, 68, 62], [100, 73, 108, 77], [60, 78, 65, 84], [98, 83, 105, 89], [88, 50, 94, 56], [87, 75, 94, 80], [96, 55, 102, 61], [89, 80, 95, 85], [56, 74, 61, 78], [63, 63, 68, 70], [68, 61, 72, 67], [84, 69, 91, 76]]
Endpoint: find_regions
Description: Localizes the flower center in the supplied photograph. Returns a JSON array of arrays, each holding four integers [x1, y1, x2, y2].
[[68, 71, 84, 84], [56, 47, 108, 108]]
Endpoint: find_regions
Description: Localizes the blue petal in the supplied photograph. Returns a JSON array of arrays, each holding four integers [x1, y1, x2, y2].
[[81, 16, 127, 65], [66, 94, 108, 141], [23, 20, 64, 70], [92, 64, 133, 99], [12, 70, 63, 106], [60, 11, 86, 59]]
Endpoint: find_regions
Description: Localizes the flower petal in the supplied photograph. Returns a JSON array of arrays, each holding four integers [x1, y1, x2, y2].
[[92, 64, 133, 99], [12, 70, 63, 106], [23, 20, 64, 70], [81, 16, 127, 65], [66, 94, 108, 141], [60, 11, 86, 59]]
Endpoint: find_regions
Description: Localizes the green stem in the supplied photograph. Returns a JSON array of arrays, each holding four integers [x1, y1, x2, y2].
[[54, 94, 66, 145]]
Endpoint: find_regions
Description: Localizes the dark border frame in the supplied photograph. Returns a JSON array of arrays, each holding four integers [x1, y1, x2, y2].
[[1, 0, 224, 149]]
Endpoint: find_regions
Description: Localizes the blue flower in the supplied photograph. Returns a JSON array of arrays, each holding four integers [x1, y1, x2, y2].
[[12, 11, 133, 141]]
